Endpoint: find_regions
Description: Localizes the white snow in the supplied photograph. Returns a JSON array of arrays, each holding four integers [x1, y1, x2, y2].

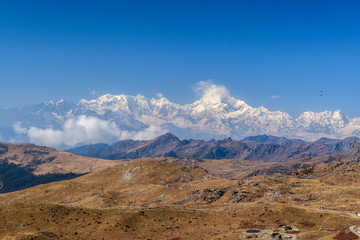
[[73, 91, 360, 141]]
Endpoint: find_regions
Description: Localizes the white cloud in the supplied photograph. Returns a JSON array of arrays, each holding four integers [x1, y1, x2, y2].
[[13, 115, 166, 147], [13, 122, 28, 135], [91, 90, 97, 95], [271, 95, 280, 99], [156, 92, 164, 98], [194, 80, 230, 103]]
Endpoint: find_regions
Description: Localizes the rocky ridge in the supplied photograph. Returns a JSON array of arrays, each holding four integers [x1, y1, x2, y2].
[[67, 133, 359, 162]]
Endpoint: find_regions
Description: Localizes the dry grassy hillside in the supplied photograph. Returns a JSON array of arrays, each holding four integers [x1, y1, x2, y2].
[[0, 160, 360, 239], [115, 154, 345, 179], [0, 142, 121, 175]]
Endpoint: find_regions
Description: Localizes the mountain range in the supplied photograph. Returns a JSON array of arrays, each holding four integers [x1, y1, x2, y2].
[[2, 88, 360, 146], [67, 133, 359, 162]]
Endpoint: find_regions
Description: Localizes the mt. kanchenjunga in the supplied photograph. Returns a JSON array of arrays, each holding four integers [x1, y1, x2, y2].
[[2, 91, 360, 144], [76, 93, 359, 141]]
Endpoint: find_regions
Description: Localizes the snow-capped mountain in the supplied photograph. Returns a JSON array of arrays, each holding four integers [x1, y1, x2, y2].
[[74, 91, 360, 141], [2, 84, 360, 146], [77, 92, 297, 139]]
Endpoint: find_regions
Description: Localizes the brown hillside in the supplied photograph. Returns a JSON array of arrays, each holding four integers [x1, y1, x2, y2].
[[143, 154, 346, 178], [1, 160, 360, 239], [0, 142, 121, 175]]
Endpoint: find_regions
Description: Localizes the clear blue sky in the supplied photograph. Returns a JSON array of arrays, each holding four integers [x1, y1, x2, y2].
[[1, 0, 360, 117]]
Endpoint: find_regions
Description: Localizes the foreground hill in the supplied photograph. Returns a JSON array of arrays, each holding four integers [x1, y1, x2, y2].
[[0, 142, 121, 175], [0, 142, 122, 193], [1, 160, 360, 239], [67, 133, 358, 161]]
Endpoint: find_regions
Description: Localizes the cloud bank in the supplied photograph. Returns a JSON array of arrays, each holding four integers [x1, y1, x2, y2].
[[13, 115, 166, 147]]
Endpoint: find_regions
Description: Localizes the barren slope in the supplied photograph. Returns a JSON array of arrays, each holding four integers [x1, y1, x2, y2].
[[0, 142, 121, 175], [1, 160, 360, 239]]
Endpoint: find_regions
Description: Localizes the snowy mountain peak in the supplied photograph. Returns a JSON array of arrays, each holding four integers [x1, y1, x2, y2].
[[71, 87, 360, 141], [333, 110, 349, 122], [44, 99, 65, 106], [5, 82, 360, 146], [297, 110, 349, 126]]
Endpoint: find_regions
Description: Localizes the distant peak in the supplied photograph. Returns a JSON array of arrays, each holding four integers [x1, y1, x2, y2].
[[154, 133, 180, 141], [332, 109, 349, 119], [222, 137, 232, 142], [241, 134, 288, 143], [41, 99, 73, 107], [80, 94, 131, 103], [160, 132, 178, 138], [242, 134, 269, 141], [317, 137, 331, 141]]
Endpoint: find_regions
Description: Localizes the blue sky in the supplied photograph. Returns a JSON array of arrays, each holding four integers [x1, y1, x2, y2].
[[1, 0, 360, 117]]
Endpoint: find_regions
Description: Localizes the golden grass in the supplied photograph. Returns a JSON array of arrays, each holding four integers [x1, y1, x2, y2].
[[1, 159, 360, 239]]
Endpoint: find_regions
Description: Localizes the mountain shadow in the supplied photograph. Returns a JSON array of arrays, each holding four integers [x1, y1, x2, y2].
[[0, 162, 83, 193]]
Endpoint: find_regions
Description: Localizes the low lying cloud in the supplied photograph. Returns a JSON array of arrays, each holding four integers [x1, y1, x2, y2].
[[271, 95, 280, 99], [194, 80, 231, 103], [13, 115, 166, 147]]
